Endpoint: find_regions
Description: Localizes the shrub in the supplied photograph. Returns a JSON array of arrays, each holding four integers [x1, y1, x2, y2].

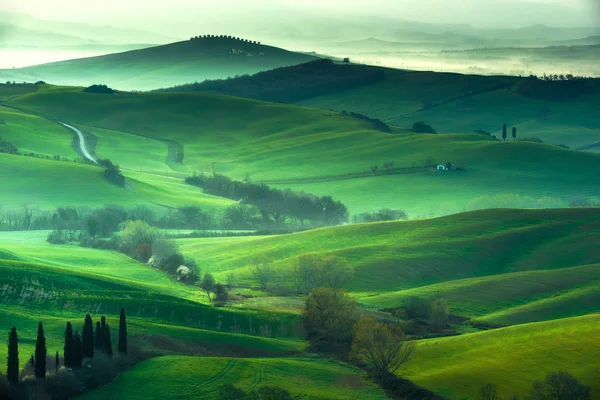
[[44, 367, 84, 400], [254, 386, 292, 400], [47, 229, 66, 244], [218, 383, 248, 400], [83, 84, 115, 94], [136, 243, 153, 262], [412, 121, 437, 134]]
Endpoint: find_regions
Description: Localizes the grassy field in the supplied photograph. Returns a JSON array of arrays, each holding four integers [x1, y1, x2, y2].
[[0, 153, 233, 211], [4, 84, 600, 217], [402, 314, 600, 399], [80, 355, 387, 400], [0, 107, 79, 158], [0, 38, 317, 91]]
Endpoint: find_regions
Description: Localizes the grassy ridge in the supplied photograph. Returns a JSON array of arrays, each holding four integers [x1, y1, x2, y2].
[[80, 355, 387, 400], [403, 314, 600, 399], [362, 264, 600, 325], [178, 208, 600, 292]]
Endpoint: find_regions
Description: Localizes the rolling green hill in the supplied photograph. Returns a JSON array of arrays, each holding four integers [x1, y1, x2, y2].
[[178, 208, 600, 325], [0, 38, 317, 91], [80, 356, 387, 400], [403, 314, 600, 399], [4, 84, 600, 217], [178, 60, 600, 149]]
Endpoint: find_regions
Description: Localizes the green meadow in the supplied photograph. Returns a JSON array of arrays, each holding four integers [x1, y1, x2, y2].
[[402, 314, 600, 399], [80, 356, 386, 400]]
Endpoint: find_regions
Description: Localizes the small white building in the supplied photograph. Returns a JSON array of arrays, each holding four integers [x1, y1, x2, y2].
[[437, 165, 448, 171]]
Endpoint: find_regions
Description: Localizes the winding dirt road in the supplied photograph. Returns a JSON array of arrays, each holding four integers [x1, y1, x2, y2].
[[58, 121, 97, 164]]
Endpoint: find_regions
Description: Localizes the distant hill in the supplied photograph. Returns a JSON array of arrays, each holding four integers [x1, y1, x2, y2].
[[172, 60, 600, 149], [0, 37, 318, 91]]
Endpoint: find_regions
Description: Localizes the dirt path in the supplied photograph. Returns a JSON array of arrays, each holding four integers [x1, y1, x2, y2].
[[58, 121, 97, 164]]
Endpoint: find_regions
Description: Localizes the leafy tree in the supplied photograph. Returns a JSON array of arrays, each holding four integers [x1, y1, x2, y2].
[[512, 126, 517, 141], [477, 383, 499, 400], [529, 371, 591, 400], [201, 272, 216, 302], [343, 57, 350, 64], [502, 124, 507, 141], [35, 322, 47, 378], [83, 84, 115, 94], [118, 308, 127, 355], [82, 314, 94, 359], [64, 322, 74, 368], [351, 317, 415, 377], [214, 283, 229, 302], [303, 288, 360, 353], [118, 220, 161, 255], [7, 327, 18, 385]]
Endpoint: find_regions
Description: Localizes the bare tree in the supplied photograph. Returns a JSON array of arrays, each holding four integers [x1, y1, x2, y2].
[[370, 165, 379, 174], [383, 161, 395, 172], [530, 371, 591, 400], [351, 317, 415, 377], [252, 256, 274, 291], [478, 383, 499, 400], [322, 256, 354, 289], [429, 299, 449, 332]]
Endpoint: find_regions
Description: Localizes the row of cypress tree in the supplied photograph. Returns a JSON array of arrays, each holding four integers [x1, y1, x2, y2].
[[6, 308, 127, 385]]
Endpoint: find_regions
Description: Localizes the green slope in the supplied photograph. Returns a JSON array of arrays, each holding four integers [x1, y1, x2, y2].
[[178, 208, 600, 290], [0, 153, 233, 210], [80, 356, 387, 400], [403, 314, 600, 399], [0, 38, 317, 91], [363, 263, 600, 325], [5, 85, 600, 216]]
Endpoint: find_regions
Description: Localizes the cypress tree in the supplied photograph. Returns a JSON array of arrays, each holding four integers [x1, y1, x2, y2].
[[7, 327, 19, 385], [73, 331, 83, 368], [118, 308, 127, 355], [100, 316, 107, 354], [29, 355, 34, 367], [94, 321, 102, 351], [105, 323, 113, 357], [34, 322, 46, 379], [512, 126, 517, 140], [64, 322, 74, 368], [82, 314, 94, 359], [502, 124, 507, 141], [55, 351, 59, 372]]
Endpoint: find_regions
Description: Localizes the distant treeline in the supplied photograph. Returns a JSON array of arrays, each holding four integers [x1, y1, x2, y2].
[[186, 173, 348, 226], [518, 74, 600, 101], [154, 58, 386, 103]]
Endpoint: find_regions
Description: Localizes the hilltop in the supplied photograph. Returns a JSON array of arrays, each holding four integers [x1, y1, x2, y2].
[[0, 36, 317, 91]]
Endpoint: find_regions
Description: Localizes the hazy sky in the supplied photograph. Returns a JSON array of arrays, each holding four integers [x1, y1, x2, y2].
[[3, 0, 599, 30]]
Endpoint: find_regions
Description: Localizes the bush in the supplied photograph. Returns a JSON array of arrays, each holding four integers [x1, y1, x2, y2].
[[517, 137, 544, 143], [47, 229, 66, 244], [83, 84, 115, 94], [218, 383, 248, 400], [254, 386, 292, 400], [44, 367, 84, 400], [412, 121, 437, 134]]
